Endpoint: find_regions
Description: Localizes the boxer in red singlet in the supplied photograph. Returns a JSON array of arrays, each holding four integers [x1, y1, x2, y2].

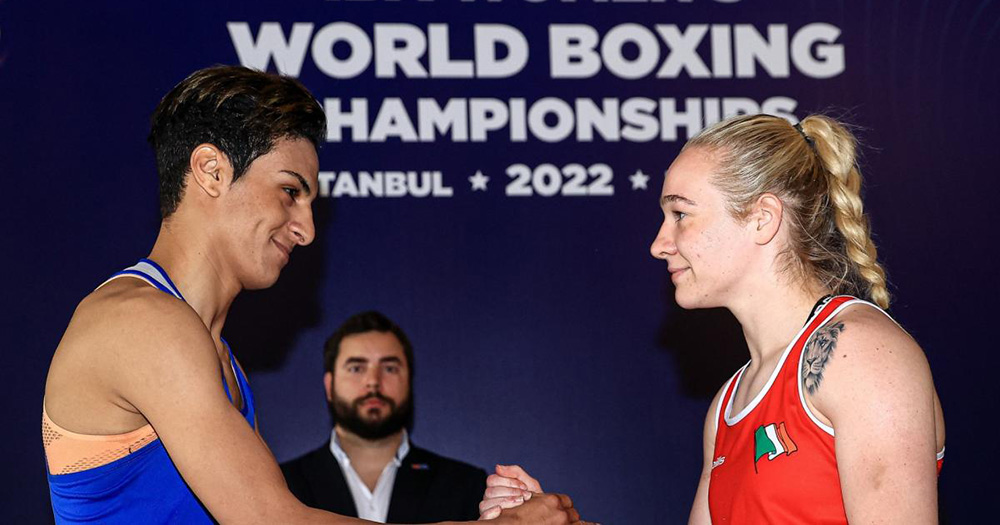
[[480, 114, 946, 523]]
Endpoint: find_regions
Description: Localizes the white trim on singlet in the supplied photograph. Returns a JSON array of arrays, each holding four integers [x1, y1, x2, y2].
[[796, 298, 900, 436], [723, 302, 828, 426], [96, 261, 183, 300], [713, 371, 741, 435]]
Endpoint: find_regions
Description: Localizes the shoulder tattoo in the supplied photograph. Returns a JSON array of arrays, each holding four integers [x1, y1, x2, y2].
[[802, 321, 845, 395]]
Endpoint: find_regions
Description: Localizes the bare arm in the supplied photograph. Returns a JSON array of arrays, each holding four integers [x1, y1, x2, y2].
[[806, 308, 941, 524], [689, 385, 724, 525], [111, 297, 361, 524]]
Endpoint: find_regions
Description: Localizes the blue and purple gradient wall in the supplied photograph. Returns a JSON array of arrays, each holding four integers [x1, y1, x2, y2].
[[2, 1, 998, 522]]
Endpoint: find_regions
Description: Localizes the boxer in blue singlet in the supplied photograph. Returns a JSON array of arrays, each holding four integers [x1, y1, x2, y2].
[[41, 66, 578, 525], [44, 260, 256, 522]]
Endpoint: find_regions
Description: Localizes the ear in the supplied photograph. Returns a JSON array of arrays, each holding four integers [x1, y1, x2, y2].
[[188, 144, 233, 199], [749, 193, 783, 245], [323, 371, 334, 403]]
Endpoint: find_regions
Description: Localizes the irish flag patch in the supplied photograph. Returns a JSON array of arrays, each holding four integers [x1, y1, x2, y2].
[[754, 422, 797, 471]]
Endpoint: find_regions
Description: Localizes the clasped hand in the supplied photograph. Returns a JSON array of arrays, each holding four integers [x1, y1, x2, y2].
[[478, 465, 598, 525]]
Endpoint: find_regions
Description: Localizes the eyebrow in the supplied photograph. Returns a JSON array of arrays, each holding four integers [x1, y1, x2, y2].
[[280, 170, 312, 196], [660, 194, 697, 206], [342, 356, 403, 365]]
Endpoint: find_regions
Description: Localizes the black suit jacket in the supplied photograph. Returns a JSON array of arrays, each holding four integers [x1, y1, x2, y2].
[[281, 440, 487, 523]]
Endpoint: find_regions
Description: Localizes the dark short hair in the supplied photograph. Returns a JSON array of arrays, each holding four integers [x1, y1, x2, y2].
[[323, 311, 415, 380], [148, 65, 326, 218]]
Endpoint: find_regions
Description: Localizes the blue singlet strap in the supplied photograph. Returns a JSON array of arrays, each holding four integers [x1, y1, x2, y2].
[[106, 259, 185, 301], [221, 338, 255, 426]]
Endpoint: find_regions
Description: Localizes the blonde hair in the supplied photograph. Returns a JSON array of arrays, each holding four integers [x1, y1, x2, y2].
[[684, 114, 890, 309]]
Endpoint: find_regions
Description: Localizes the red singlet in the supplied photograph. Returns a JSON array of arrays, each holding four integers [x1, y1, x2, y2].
[[707, 296, 944, 523]]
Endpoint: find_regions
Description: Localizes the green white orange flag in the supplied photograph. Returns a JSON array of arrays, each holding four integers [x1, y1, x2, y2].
[[754, 422, 798, 463]]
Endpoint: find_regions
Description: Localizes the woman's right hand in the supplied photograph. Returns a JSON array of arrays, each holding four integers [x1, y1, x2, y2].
[[479, 465, 543, 520]]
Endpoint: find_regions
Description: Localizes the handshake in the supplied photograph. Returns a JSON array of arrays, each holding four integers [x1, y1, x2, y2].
[[478, 465, 598, 525]]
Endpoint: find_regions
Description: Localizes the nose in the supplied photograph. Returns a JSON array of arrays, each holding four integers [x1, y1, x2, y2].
[[649, 218, 677, 260], [364, 365, 381, 391], [290, 203, 316, 246]]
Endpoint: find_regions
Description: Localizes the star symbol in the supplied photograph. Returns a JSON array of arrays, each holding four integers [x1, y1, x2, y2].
[[629, 169, 650, 190], [469, 170, 490, 191]]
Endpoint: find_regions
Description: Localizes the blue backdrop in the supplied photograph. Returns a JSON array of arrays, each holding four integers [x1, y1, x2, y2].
[[2, 1, 999, 523]]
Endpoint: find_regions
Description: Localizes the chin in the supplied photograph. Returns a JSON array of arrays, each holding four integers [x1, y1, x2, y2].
[[243, 270, 282, 290], [673, 295, 700, 310], [673, 289, 718, 310]]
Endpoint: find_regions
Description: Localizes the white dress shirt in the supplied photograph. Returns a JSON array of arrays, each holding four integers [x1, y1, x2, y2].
[[329, 429, 411, 523]]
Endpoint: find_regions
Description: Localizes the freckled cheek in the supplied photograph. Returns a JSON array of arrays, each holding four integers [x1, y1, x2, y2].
[[702, 227, 742, 273], [689, 229, 717, 262]]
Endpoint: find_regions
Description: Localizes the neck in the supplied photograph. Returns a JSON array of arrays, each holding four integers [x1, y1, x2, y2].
[[335, 426, 404, 468], [727, 276, 829, 364], [147, 219, 241, 346]]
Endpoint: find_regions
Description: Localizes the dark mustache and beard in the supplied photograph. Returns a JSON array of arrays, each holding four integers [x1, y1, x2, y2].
[[329, 391, 414, 440]]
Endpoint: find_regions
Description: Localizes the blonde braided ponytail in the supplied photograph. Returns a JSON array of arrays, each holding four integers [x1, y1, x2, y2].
[[799, 116, 890, 308]]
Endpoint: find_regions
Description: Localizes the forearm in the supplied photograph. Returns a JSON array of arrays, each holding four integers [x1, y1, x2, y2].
[[687, 468, 711, 525], [242, 497, 380, 525]]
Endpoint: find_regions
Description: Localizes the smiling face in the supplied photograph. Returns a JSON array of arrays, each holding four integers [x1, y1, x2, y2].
[[649, 147, 757, 309], [219, 137, 319, 290]]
